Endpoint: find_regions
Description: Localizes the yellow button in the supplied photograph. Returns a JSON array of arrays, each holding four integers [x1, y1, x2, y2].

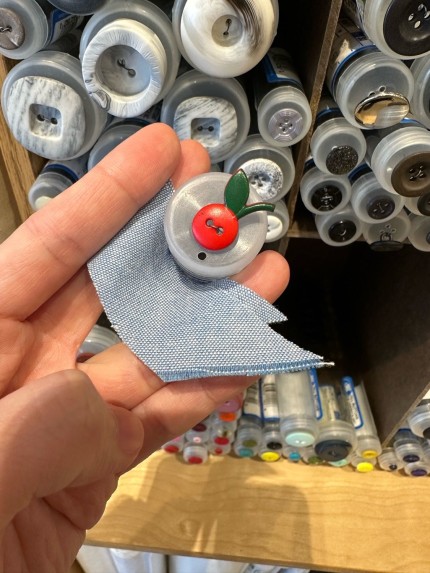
[[362, 450, 378, 458], [357, 462, 375, 473], [261, 451, 280, 462]]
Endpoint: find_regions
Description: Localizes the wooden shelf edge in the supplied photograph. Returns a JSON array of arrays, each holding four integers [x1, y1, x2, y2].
[[86, 452, 430, 573]]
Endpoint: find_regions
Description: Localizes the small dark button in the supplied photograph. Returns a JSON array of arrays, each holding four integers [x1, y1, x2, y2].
[[267, 441, 283, 450], [392, 152, 430, 197], [311, 185, 343, 211], [326, 146, 359, 175], [370, 239, 404, 252], [384, 0, 430, 58], [404, 453, 420, 463], [0, 8, 25, 50], [417, 191, 430, 215], [314, 440, 352, 462], [328, 220, 357, 242], [367, 196, 396, 220]]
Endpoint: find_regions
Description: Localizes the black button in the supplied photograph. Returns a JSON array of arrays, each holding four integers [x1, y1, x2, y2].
[[367, 196, 396, 220], [311, 185, 343, 211], [384, 0, 430, 57], [328, 220, 357, 242], [326, 146, 359, 175], [314, 439, 352, 462]]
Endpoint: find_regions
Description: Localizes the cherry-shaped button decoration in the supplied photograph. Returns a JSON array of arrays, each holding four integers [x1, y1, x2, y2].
[[191, 169, 275, 250]]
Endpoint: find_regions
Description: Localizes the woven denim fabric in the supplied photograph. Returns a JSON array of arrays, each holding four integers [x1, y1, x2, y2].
[[88, 180, 325, 382]]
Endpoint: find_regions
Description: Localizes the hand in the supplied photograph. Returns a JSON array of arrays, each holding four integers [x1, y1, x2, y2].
[[0, 124, 290, 572]]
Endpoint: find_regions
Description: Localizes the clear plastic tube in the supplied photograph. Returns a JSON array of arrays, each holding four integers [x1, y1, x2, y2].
[[408, 214, 430, 251], [110, 550, 166, 573], [393, 427, 424, 463], [48, 0, 107, 15], [265, 200, 290, 243], [28, 154, 88, 210], [300, 164, 352, 216], [326, 18, 413, 129], [343, 0, 430, 60], [282, 445, 301, 462], [366, 121, 430, 197], [172, 0, 279, 78], [407, 389, 430, 438], [361, 209, 411, 251], [311, 95, 366, 175], [77, 324, 120, 362], [162, 435, 185, 454], [88, 117, 150, 169], [340, 377, 382, 458], [315, 206, 363, 247], [80, 0, 180, 118], [160, 69, 250, 164], [349, 165, 405, 224], [350, 452, 376, 472], [404, 193, 430, 217], [276, 370, 319, 448], [208, 442, 232, 456], [300, 446, 324, 465], [404, 461, 430, 477], [185, 419, 211, 445], [182, 442, 209, 464], [253, 48, 312, 148], [223, 134, 295, 202], [314, 383, 357, 462], [0, 0, 83, 60], [377, 447, 404, 472], [1, 51, 108, 160], [410, 56, 430, 129]]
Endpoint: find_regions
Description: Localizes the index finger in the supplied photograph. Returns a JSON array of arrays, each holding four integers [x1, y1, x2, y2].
[[0, 123, 182, 320]]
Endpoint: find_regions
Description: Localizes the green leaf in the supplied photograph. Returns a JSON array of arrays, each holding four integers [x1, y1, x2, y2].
[[224, 169, 249, 215]]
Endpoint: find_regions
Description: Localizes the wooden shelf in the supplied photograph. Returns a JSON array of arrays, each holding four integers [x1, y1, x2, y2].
[[86, 452, 430, 573]]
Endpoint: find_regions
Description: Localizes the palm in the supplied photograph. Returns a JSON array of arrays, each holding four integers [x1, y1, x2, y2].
[[0, 126, 289, 573]]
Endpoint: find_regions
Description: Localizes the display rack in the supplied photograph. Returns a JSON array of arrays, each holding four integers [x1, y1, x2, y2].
[[1, 2, 430, 572]]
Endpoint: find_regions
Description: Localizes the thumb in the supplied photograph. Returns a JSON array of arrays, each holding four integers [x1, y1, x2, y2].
[[0, 370, 144, 526]]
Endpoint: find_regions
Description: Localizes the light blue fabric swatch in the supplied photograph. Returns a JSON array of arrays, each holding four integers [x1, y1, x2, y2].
[[88, 181, 326, 382]]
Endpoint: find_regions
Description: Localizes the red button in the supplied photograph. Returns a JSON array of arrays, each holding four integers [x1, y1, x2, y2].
[[164, 445, 179, 453], [215, 436, 230, 445], [192, 204, 239, 250], [188, 456, 203, 464]]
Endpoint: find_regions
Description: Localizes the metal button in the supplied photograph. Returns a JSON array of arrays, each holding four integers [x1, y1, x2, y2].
[[354, 93, 410, 129], [326, 146, 359, 175], [328, 220, 357, 242], [384, 0, 430, 57], [391, 152, 430, 196], [268, 109, 304, 143], [367, 196, 396, 220], [0, 8, 25, 50], [311, 185, 343, 212]]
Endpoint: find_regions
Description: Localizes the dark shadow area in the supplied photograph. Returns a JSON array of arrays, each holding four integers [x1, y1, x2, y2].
[[274, 238, 430, 444]]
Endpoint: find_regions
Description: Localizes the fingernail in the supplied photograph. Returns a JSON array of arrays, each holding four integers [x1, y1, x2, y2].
[[113, 406, 144, 457]]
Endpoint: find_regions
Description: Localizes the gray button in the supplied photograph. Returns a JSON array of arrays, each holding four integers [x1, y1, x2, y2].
[[0, 8, 25, 50]]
